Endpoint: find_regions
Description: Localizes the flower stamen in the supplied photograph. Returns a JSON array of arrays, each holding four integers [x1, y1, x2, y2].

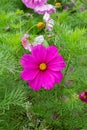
[[55, 2, 61, 8], [37, 22, 44, 28], [23, 41, 27, 46], [83, 94, 87, 99], [39, 63, 47, 71]]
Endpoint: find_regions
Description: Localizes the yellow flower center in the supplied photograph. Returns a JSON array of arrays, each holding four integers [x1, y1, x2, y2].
[[39, 63, 47, 71], [23, 41, 27, 46], [55, 2, 61, 7], [37, 22, 44, 28], [83, 95, 87, 99]]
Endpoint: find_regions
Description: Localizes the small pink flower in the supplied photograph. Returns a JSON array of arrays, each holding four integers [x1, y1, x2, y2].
[[21, 34, 44, 51], [34, 4, 56, 14], [21, 34, 44, 52], [79, 91, 87, 103], [20, 44, 66, 90], [63, 5, 68, 10], [43, 13, 54, 31], [23, 33, 29, 39], [80, 6, 85, 11], [21, 34, 32, 51], [22, 0, 47, 9]]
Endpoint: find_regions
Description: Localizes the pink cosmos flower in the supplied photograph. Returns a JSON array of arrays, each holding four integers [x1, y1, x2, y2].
[[21, 34, 32, 51], [63, 5, 68, 10], [43, 13, 54, 31], [21, 34, 44, 51], [22, 0, 47, 9], [79, 91, 87, 102], [20, 44, 66, 90], [34, 4, 56, 14], [80, 6, 85, 11]]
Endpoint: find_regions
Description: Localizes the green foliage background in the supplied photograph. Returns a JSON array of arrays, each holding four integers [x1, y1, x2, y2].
[[0, 0, 87, 130]]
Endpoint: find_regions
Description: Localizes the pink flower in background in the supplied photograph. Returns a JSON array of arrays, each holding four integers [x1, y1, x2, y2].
[[79, 91, 87, 102], [63, 5, 68, 11], [34, 4, 56, 14], [80, 6, 85, 11], [70, 2, 75, 8], [22, 0, 47, 9], [21, 34, 44, 51], [21, 34, 32, 51], [43, 13, 54, 31], [20, 44, 66, 90]]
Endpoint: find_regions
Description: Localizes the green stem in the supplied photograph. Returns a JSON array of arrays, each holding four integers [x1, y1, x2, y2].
[[57, 54, 71, 130], [64, 54, 71, 77], [61, 54, 71, 85], [19, 17, 22, 34], [26, 24, 37, 33]]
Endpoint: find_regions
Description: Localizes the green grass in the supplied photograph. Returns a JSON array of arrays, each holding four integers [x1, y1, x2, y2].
[[0, 0, 87, 130]]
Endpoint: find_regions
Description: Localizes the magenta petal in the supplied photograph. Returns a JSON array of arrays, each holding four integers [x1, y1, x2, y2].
[[51, 71, 63, 83], [21, 69, 39, 81], [20, 54, 33, 67], [46, 45, 59, 62], [48, 56, 66, 71], [83, 98, 87, 102], [79, 91, 87, 102], [28, 74, 42, 90], [20, 54, 38, 69], [41, 70, 63, 90], [32, 44, 47, 63], [40, 70, 55, 90]]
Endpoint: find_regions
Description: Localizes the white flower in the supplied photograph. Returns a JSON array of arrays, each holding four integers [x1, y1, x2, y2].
[[43, 13, 54, 31], [33, 35, 44, 45]]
